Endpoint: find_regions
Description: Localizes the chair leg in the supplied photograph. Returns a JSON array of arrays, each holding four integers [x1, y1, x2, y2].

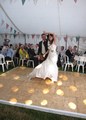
[[75, 65, 77, 71], [2, 64, 5, 72], [64, 64, 67, 71], [6, 62, 8, 69], [71, 64, 73, 71], [82, 66, 84, 73], [27, 61, 29, 66], [5, 63, 7, 69], [77, 66, 80, 72], [27, 60, 34, 68], [13, 61, 15, 67], [32, 61, 34, 68], [22, 60, 23, 66]]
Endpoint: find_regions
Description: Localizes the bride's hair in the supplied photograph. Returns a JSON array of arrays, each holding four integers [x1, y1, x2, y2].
[[49, 34, 54, 45]]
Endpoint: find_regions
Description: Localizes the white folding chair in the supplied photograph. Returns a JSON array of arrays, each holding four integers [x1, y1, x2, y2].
[[19, 55, 26, 66], [6, 57, 15, 69], [0, 54, 7, 72], [76, 56, 85, 73], [27, 59, 34, 68], [64, 55, 74, 71]]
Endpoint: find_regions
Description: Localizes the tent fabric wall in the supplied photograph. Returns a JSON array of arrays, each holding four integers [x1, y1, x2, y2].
[[0, 0, 86, 36], [0, 0, 86, 53]]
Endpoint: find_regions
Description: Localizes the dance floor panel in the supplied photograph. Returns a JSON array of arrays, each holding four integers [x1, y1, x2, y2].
[[0, 67, 86, 118]]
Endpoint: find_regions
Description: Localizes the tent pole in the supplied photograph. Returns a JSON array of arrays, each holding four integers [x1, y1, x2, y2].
[[23, 34, 26, 44]]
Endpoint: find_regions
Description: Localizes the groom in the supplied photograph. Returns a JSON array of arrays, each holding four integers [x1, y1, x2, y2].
[[38, 33, 48, 63]]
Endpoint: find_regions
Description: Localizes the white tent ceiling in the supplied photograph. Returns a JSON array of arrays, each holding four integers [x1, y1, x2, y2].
[[0, 0, 86, 37]]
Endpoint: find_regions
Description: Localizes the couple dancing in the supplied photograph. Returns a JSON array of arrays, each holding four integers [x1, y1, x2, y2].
[[28, 32, 58, 82]]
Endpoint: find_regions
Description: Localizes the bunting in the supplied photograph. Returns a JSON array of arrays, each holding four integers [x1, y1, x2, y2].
[[6, 23, 9, 29], [2, 0, 79, 5], [14, 30, 16, 38], [33, 0, 38, 5], [31, 34, 35, 39], [21, 0, 26, 5], [76, 36, 80, 42], [74, 0, 77, 3], [10, 27, 13, 32]]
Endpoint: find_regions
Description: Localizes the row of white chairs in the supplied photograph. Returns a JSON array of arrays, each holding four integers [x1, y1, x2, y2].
[[74, 55, 86, 73], [61, 55, 86, 73], [0, 54, 35, 72], [19, 57, 34, 68]]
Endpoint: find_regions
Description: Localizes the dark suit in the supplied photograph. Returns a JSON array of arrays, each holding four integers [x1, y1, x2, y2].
[[38, 40, 48, 62], [38, 40, 48, 55], [66, 49, 73, 62]]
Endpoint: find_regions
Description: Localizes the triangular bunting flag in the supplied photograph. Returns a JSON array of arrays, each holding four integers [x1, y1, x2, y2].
[[10, 27, 13, 32], [76, 36, 80, 42], [21, 0, 26, 5], [6, 23, 9, 29], [74, 0, 77, 3], [14, 30, 16, 38], [31, 34, 35, 39], [33, 0, 38, 5]]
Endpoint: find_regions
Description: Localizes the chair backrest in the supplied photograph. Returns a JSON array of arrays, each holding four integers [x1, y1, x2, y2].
[[64, 55, 70, 63], [0, 54, 5, 63], [74, 55, 79, 61], [79, 56, 85, 65]]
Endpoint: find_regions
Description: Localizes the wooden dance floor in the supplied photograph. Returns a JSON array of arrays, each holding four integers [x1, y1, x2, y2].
[[0, 67, 86, 119]]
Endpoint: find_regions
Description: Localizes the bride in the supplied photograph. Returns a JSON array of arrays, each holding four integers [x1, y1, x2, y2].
[[28, 33, 58, 82]]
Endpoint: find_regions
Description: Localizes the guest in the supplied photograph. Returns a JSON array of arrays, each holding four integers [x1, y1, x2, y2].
[[28, 44, 39, 67], [19, 44, 29, 60], [72, 46, 78, 56], [5, 44, 14, 61], [66, 46, 73, 62], [58, 46, 65, 67], [1, 45, 8, 57]]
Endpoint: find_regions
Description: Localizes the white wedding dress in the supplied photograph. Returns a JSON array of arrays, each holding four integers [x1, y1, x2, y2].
[[28, 43, 58, 82]]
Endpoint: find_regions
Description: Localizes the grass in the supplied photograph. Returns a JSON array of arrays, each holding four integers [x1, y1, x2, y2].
[[0, 103, 85, 120]]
